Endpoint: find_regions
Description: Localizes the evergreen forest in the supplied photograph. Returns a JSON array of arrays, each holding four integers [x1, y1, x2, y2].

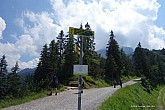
[[0, 23, 165, 101]]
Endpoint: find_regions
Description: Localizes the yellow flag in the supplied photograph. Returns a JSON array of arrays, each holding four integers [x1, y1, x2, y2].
[[74, 44, 80, 55], [74, 44, 84, 57]]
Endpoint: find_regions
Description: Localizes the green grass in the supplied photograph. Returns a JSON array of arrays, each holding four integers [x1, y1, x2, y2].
[[0, 91, 47, 109], [83, 75, 110, 88], [94, 78, 109, 88], [68, 74, 110, 88], [100, 83, 163, 110]]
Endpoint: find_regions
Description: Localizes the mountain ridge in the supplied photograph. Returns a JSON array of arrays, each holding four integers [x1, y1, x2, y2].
[[97, 46, 133, 58]]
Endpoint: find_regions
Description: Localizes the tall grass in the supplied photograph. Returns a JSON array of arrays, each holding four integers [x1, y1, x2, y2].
[[100, 83, 162, 110]]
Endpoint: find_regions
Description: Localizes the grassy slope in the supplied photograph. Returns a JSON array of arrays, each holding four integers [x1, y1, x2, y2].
[[100, 83, 163, 110]]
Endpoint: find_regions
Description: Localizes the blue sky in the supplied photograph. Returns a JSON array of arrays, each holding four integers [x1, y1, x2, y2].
[[156, 0, 165, 28], [0, 0, 165, 69]]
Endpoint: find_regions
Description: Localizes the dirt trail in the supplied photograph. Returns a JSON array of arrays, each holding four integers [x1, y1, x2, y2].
[[157, 87, 165, 110], [2, 79, 141, 110]]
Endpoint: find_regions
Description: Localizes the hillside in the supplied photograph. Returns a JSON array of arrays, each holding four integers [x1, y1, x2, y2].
[[100, 83, 164, 110]]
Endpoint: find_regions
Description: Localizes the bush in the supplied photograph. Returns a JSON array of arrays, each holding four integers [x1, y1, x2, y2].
[[141, 78, 153, 93]]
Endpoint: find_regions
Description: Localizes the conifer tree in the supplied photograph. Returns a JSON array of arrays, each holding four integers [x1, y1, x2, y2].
[[105, 54, 117, 79], [105, 31, 122, 80], [56, 30, 65, 59], [48, 40, 59, 79], [34, 44, 49, 88], [8, 61, 20, 98], [133, 42, 150, 77], [63, 34, 78, 80], [83, 22, 95, 75], [56, 31, 65, 80], [0, 55, 8, 99], [120, 49, 132, 76]]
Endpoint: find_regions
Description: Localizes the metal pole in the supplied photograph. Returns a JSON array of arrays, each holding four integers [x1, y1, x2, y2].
[[79, 36, 83, 65], [78, 36, 83, 110]]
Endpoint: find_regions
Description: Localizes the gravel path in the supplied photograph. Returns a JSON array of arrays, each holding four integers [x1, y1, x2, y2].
[[157, 87, 165, 110], [2, 79, 140, 110]]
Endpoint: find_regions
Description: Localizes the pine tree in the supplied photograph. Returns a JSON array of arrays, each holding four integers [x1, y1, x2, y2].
[[63, 34, 78, 80], [48, 40, 59, 79], [56, 30, 65, 59], [120, 49, 132, 77], [89, 52, 106, 78], [133, 42, 150, 77], [158, 62, 165, 81], [0, 55, 8, 99], [56, 31, 66, 81], [8, 61, 20, 98], [34, 44, 49, 89], [105, 31, 122, 80], [83, 22, 95, 75], [105, 54, 117, 79]]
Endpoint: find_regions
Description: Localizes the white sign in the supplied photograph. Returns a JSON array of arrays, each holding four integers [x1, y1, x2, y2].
[[73, 65, 88, 74]]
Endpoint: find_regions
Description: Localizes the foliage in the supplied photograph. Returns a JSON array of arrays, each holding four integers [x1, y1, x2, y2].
[[133, 43, 165, 91], [0, 55, 8, 100], [34, 44, 49, 89], [63, 34, 78, 81], [100, 83, 161, 110], [105, 54, 117, 79], [141, 77, 153, 93], [79, 23, 96, 76], [133, 42, 150, 77], [105, 31, 124, 81], [120, 49, 132, 77], [8, 61, 20, 98]]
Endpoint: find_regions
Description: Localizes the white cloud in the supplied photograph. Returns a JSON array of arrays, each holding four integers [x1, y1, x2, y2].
[[148, 26, 165, 49], [15, 34, 38, 57], [4, 11, 61, 69], [0, 17, 6, 39], [1, 0, 165, 70], [0, 42, 20, 69], [22, 11, 61, 51], [0, 42, 38, 70], [50, 0, 164, 50], [18, 58, 39, 69]]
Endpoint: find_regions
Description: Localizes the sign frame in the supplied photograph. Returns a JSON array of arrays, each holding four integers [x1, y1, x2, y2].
[[73, 65, 88, 74]]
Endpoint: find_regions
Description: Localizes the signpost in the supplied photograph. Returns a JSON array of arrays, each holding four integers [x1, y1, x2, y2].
[[69, 27, 94, 37], [69, 25, 94, 110]]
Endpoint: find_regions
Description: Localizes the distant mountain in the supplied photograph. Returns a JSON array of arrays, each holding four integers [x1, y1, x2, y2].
[[97, 48, 107, 58], [121, 46, 134, 55], [18, 68, 36, 76], [97, 46, 134, 58], [18, 68, 36, 84]]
